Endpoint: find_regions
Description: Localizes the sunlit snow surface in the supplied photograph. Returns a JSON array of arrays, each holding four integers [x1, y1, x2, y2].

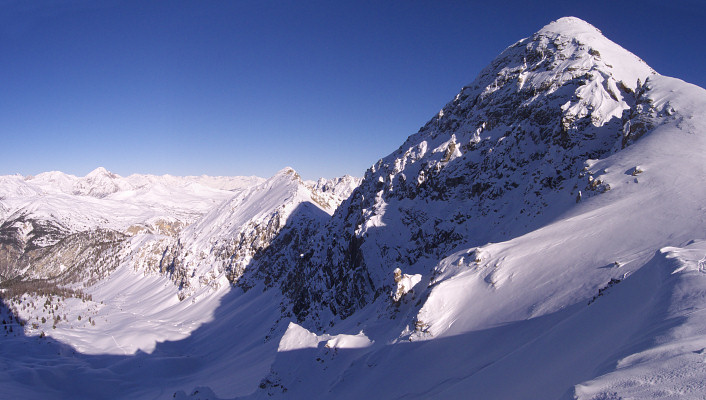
[[0, 168, 264, 232], [2, 17, 706, 400]]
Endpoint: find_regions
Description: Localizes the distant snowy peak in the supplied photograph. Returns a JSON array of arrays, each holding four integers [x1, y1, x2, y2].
[[307, 174, 362, 210], [309, 175, 361, 198], [85, 166, 114, 178], [124, 173, 265, 192], [29, 170, 78, 194], [73, 167, 132, 198]]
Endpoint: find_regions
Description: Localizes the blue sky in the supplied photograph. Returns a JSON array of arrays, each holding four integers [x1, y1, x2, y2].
[[1, 0, 704, 180]]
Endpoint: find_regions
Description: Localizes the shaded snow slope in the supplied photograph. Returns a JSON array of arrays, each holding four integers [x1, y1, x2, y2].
[[0, 282, 283, 399]]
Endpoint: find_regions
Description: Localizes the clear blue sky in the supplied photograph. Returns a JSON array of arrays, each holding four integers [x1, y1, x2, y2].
[[1, 0, 704, 180]]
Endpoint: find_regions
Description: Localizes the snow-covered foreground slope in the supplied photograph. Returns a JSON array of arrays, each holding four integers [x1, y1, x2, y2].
[[2, 16, 706, 400], [253, 241, 706, 400], [0, 283, 283, 399]]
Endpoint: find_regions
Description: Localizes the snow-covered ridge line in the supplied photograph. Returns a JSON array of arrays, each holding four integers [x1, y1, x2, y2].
[[159, 167, 351, 299], [25, 166, 266, 197]]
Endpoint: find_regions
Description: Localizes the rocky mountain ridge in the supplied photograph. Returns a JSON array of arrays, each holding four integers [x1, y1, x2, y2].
[[249, 16, 658, 325], [0, 166, 360, 301]]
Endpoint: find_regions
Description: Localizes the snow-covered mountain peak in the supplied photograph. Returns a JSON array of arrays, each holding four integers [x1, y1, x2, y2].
[[73, 166, 130, 198], [162, 167, 344, 297], [271, 16, 666, 327], [531, 16, 656, 88], [179, 167, 326, 251], [274, 166, 299, 178], [538, 16, 602, 37], [386, 16, 657, 167], [32, 170, 76, 181], [266, 167, 305, 188], [85, 166, 114, 178]]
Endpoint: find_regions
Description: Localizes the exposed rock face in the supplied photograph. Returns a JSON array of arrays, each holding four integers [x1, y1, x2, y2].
[[0, 214, 126, 299], [307, 175, 362, 210], [0, 215, 70, 280]]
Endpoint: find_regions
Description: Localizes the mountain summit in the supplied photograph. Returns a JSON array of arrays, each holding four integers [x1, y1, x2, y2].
[[271, 16, 661, 323]]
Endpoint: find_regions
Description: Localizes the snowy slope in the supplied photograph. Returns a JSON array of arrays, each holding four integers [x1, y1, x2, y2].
[[158, 167, 341, 298]]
